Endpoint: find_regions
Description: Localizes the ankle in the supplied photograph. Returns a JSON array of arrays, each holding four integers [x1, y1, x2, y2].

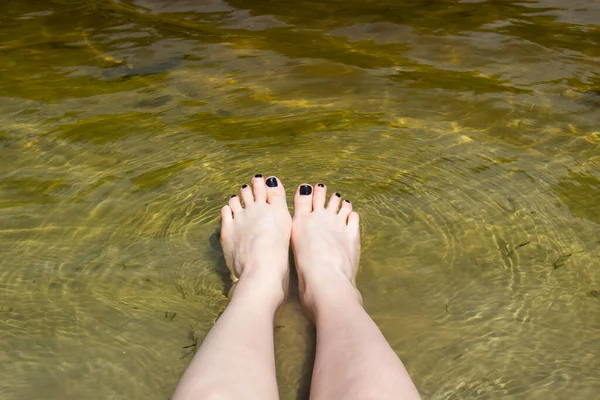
[[232, 268, 287, 306], [302, 276, 362, 319]]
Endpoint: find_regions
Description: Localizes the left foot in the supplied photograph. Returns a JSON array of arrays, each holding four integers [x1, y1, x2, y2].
[[219, 175, 292, 300]]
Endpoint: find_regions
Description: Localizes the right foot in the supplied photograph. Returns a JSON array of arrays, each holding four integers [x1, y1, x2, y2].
[[291, 183, 361, 316]]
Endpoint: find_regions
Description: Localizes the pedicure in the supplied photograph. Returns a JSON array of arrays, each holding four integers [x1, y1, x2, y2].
[[345, 199, 351, 203], [242, 184, 248, 189], [299, 185, 312, 195], [317, 183, 325, 187], [254, 174, 263, 178], [230, 194, 237, 198], [335, 192, 341, 198], [266, 177, 278, 187]]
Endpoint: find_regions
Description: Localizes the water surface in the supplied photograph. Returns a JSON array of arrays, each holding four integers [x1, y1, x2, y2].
[[1, 0, 599, 399]]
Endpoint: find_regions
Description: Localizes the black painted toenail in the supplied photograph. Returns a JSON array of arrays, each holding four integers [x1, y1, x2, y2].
[[242, 184, 248, 189], [335, 192, 341, 198], [266, 177, 278, 187], [255, 174, 263, 178], [317, 183, 325, 187], [300, 185, 312, 195], [231, 194, 237, 198], [345, 199, 351, 203]]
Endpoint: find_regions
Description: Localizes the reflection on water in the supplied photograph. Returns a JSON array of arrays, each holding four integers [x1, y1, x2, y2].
[[1, 0, 599, 398]]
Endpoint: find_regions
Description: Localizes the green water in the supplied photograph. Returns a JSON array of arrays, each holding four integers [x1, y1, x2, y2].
[[1, 0, 599, 398]]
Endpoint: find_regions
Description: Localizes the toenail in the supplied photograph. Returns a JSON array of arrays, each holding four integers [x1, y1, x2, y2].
[[242, 184, 248, 189], [300, 185, 312, 195], [254, 174, 263, 178], [345, 199, 351, 203], [266, 177, 278, 187], [335, 192, 341, 198], [317, 183, 325, 187], [230, 194, 237, 198]]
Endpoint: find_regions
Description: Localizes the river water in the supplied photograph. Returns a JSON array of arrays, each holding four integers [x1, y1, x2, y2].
[[1, 0, 599, 399]]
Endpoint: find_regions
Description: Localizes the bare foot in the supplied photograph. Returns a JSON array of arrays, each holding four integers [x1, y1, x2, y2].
[[220, 175, 292, 301], [291, 183, 361, 317]]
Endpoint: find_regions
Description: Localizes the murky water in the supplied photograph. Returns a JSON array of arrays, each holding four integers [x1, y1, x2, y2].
[[1, 0, 599, 398]]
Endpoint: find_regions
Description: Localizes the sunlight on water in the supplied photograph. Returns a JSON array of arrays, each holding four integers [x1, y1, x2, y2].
[[1, 0, 599, 399]]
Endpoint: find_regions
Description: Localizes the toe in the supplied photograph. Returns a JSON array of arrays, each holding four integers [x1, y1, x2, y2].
[[313, 183, 327, 210], [240, 183, 254, 206], [265, 176, 287, 207], [221, 205, 234, 223], [327, 192, 342, 212], [347, 211, 359, 230], [338, 198, 353, 219], [228, 194, 243, 214], [294, 183, 313, 217], [251, 174, 267, 202]]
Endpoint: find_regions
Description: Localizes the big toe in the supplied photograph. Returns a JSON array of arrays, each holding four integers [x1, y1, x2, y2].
[[265, 176, 288, 207], [294, 184, 313, 217]]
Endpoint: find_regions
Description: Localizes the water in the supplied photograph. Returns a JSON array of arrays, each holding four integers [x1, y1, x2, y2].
[[1, 0, 599, 398]]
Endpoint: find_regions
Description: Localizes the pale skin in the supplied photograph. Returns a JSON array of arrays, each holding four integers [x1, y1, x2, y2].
[[172, 175, 420, 400]]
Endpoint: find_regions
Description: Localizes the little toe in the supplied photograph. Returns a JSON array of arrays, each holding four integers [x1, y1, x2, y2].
[[221, 205, 233, 223], [294, 184, 313, 217], [228, 194, 243, 214], [347, 211, 360, 230], [338, 198, 353, 219], [265, 176, 287, 207], [251, 174, 267, 202], [240, 183, 254, 206], [326, 192, 342, 212], [313, 183, 327, 210]]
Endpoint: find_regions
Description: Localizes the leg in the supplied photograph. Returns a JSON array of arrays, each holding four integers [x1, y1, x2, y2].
[[173, 175, 291, 400], [291, 183, 421, 400], [310, 282, 420, 400]]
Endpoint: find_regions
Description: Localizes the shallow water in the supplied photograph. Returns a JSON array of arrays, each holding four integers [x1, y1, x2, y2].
[[1, 0, 599, 398]]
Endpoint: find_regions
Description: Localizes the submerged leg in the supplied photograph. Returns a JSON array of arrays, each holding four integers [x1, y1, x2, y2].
[[291, 183, 421, 400], [173, 175, 292, 400]]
